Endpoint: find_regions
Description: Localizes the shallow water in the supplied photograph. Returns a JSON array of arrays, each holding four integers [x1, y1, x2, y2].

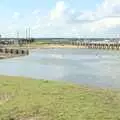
[[0, 48, 120, 88]]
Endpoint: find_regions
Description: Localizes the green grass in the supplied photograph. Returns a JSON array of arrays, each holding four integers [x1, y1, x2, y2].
[[0, 76, 120, 120]]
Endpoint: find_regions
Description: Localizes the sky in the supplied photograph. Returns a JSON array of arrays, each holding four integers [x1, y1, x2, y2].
[[0, 0, 120, 38]]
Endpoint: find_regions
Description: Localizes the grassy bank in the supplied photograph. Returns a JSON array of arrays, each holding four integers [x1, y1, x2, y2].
[[0, 76, 120, 120]]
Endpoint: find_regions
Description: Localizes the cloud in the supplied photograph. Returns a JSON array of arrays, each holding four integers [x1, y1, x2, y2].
[[12, 12, 21, 20], [97, 0, 120, 17], [50, 1, 67, 20], [32, 9, 40, 15], [89, 0, 120, 33], [3, 0, 120, 38]]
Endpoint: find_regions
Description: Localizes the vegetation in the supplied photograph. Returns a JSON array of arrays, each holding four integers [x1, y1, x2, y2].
[[0, 76, 120, 120]]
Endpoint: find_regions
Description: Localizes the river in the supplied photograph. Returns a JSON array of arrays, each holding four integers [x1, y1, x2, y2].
[[0, 48, 120, 88]]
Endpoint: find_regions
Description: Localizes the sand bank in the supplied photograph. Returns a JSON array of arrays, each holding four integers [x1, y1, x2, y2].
[[27, 44, 86, 49]]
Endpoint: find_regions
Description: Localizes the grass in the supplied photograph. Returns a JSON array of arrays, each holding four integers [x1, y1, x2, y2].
[[0, 76, 120, 120]]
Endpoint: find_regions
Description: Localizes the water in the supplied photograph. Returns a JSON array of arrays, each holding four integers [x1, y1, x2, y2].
[[0, 48, 120, 88]]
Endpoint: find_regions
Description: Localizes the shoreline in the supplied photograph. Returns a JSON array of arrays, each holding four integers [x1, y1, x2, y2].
[[2, 44, 84, 49]]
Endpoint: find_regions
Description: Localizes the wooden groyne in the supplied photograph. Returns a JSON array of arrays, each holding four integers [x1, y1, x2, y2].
[[0, 48, 29, 59], [71, 41, 120, 50]]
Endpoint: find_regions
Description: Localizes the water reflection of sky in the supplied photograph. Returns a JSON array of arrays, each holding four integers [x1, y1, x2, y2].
[[0, 48, 120, 88]]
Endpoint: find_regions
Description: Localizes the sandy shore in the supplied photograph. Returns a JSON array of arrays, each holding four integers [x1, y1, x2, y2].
[[2, 44, 86, 49], [27, 44, 86, 49]]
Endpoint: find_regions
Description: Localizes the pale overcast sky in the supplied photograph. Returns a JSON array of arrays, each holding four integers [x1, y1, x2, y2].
[[0, 0, 120, 38]]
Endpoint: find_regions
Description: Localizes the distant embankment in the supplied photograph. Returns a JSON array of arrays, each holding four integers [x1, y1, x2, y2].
[[0, 48, 29, 59]]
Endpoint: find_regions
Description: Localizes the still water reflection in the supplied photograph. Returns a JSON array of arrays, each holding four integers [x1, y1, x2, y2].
[[0, 48, 120, 88]]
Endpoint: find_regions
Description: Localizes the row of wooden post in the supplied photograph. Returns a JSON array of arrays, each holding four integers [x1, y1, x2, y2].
[[0, 48, 29, 55], [71, 41, 120, 50]]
